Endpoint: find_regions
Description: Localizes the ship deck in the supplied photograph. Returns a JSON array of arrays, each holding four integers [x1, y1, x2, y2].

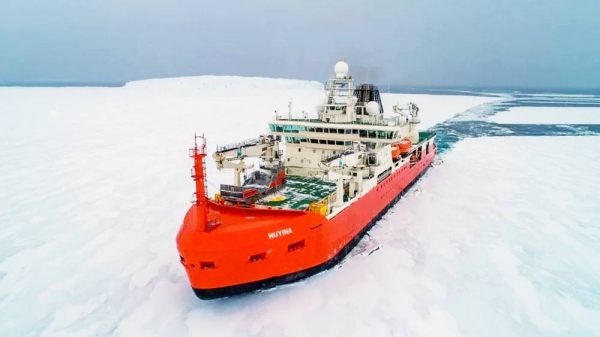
[[256, 175, 336, 210], [253, 132, 435, 211]]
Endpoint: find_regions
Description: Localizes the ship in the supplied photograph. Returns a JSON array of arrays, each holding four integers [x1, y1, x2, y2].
[[176, 61, 437, 300]]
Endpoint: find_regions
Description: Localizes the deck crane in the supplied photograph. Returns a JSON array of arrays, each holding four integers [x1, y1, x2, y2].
[[212, 134, 282, 186], [317, 141, 368, 204], [392, 102, 419, 121], [393, 102, 420, 143]]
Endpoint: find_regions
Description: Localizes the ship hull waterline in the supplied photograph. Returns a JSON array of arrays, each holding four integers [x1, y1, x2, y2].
[[183, 150, 436, 300]]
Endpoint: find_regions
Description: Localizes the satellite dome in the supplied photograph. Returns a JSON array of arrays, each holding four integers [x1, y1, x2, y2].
[[366, 101, 380, 115], [334, 61, 349, 79]]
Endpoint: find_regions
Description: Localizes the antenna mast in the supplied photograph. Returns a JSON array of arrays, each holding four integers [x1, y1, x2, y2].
[[190, 134, 209, 231]]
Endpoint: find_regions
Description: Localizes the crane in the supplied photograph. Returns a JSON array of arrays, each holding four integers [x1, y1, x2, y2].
[[393, 102, 421, 143], [212, 134, 282, 186], [393, 102, 419, 121]]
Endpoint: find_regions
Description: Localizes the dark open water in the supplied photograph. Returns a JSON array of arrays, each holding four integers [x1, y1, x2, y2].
[[423, 93, 600, 154]]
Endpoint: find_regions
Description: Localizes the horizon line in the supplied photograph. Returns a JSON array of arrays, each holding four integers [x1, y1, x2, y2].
[[1, 77, 598, 94]]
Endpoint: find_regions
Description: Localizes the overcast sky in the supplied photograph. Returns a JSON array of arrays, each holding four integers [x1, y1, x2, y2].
[[1, 0, 598, 88]]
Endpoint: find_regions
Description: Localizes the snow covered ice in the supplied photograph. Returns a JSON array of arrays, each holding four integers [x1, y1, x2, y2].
[[1, 76, 599, 337]]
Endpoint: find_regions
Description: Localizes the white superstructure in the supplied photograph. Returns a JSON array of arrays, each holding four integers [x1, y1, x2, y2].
[[270, 61, 422, 178], [212, 61, 436, 218]]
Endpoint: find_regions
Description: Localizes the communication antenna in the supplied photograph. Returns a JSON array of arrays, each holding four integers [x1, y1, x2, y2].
[[288, 98, 292, 119]]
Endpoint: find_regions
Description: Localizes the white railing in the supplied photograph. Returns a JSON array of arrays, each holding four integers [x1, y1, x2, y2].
[[273, 115, 402, 127], [321, 147, 355, 162], [274, 112, 319, 121], [216, 137, 260, 153]]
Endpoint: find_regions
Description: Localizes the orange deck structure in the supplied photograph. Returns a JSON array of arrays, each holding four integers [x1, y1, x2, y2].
[[176, 61, 437, 299]]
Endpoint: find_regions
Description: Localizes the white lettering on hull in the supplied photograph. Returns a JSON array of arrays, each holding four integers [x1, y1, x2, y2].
[[268, 228, 293, 239]]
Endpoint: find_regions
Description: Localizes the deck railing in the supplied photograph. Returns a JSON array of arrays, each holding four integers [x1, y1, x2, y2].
[[274, 114, 402, 127], [321, 147, 355, 163], [216, 137, 260, 153]]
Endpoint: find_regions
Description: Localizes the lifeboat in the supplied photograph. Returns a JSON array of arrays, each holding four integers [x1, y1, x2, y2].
[[391, 145, 401, 160], [396, 139, 412, 154]]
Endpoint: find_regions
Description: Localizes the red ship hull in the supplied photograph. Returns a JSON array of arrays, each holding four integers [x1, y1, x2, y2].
[[176, 144, 437, 299]]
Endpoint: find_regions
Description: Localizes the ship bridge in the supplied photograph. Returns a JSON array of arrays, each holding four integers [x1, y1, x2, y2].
[[268, 61, 421, 177]]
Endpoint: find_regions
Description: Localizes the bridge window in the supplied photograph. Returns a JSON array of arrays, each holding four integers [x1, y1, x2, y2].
[[285, 137, 304, 143], [284, 125, 304, 133], [268, 124, 284, 132]]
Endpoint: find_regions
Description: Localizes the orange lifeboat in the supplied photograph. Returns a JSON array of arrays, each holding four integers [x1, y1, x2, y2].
[[396, 139, 412, 154], [391, 145, 401, 160]]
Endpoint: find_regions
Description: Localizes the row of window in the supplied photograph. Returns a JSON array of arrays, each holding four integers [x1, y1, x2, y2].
[[284, 137, 380, 148], [323, 105, 372, 115], [286, 137, 351, 145], [377, 164, 409, 194], [269, 124, 398, 140]]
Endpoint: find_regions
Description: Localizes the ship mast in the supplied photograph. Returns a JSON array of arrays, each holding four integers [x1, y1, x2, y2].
[[190, 133, 209, 231]]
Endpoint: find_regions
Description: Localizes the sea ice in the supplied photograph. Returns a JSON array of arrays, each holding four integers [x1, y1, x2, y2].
[[1, 76, 598, 337]]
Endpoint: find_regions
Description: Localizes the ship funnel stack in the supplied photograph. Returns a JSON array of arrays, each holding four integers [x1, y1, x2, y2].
[[353, 84, 384, 124]]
